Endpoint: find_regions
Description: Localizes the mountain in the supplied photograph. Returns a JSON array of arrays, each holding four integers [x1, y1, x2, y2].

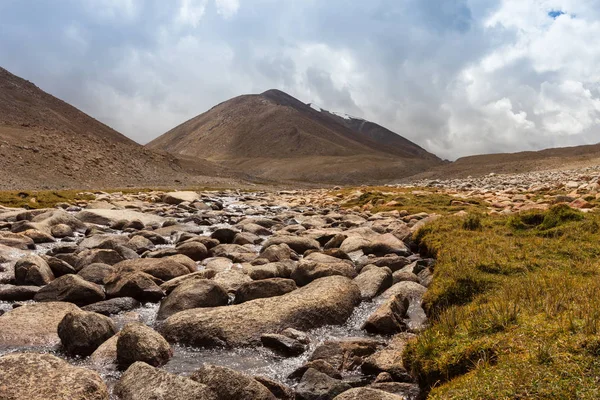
[[147, 89, 442, 184], [0, 67, 240, 190], [410, 142, 600, 180]]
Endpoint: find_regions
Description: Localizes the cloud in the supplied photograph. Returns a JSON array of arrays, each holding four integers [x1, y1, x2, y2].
[[1, 0, 600, 159]]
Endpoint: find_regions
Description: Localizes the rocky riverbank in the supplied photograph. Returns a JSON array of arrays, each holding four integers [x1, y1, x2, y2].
[[0, 189, 434, 400]]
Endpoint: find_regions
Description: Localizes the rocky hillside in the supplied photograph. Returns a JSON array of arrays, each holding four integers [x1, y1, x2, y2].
[[0, 67, 242, 190], [147, 89, 442, 184]]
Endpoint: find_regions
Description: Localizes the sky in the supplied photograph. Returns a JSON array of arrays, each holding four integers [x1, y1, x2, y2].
[[1, 0, 599, 160]]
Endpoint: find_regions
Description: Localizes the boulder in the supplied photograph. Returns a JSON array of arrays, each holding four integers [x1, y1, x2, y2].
[[0, 284, 39, 301], [292, 258, 357, 286], [157, 279, 229, 320], [77, 263, 115, 284], [117, 323, 172, 368], [353, 267, 393, 300], [111, 258, 191, 281], [0, 353, 108, 400], [233, 231, 261, 245], [310, 338, 383, 372], [115, 361, 217, 400], [58, 310, 117, 356], [76, 209, 165, 227], [45, 256, 77, 277], [190, 364, 276, 400], [162, 191, 201, 205], [362, 294, 408, 335], [160, 270, 218, 294], [176, 241, 208, 261], [34, 274, 105, 306], [104, 271, 165, 302], [0, 231, 34, 250], [295, 368, 351, 400], [211, 228, 240, 244], [75, 248, 125, 268], [160, 276, 361, 347], [262, 235, 320, 254], [51, 223, 74, 238], [289, 360, 342, 381], [213, 269, 253, 293], [14, 254, 54, 286], [254, 376, 295, 400], [82, 297, 141, 316], [361, 335, 413, 381], [210, 244, 257, 263], [90, 333, 120, 365], [234, 278, 297, 304], [0, 302, 80, 347], [258, 243, 297, 262], [245, 261, 294, 280], [333, 388, 406, 400], [261, 333, 307, 356]]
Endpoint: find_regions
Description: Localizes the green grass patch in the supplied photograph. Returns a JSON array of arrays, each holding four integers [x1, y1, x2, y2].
[[0, 190, 95, 209], [404, 207, 600, 399]]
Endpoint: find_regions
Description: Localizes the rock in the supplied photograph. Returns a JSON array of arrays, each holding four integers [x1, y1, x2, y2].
[[254, 376, 295, 400], [239, 222, 272, 236], [211, 228, 240, 244], [353, 266, 393, 300], [295, 368, 351, 400], [22, 228, 55, 243], [163, 191, 201, 205], [0, 284, 39, 301], [289, 360, 342, 381], [234, 231, 261, 245], [82, 297, 141, 315], [0, 352, 108, 400], [0, 231, 34, 250], [262, 235, 320, 254], [160, 276, 361, 347], [77, 262, 114, 284], [90, 333, 120, 365], [105, 271, 165, 302], [157, 279, 229, 320], [76, 209, 165, 226], [310, 338, 383, 372], [176, 241, 208, 261], [127, 235, 154, 253], [115, 361, 217, 400], [261, 333, 307, 356], [213, 269, 253, 293], [45, 256, 77, 277], [391, 269, 420, 284], [190, 364, 276, 400], [361, 335, 413, 382], [333, 388, 406, 400], [368, 382, 420, 399], [210, 244, 257, 263], [34, 274, 105, 306], [234, 278, 297, 304], [14, 254, 54, 286], [75, 248, 125, 268], [292, 257, 357, 286], [380, 281, 427, 301], [359, 256, 411, 273], [363, 234, 410, 257], [111, 258, 191, 281], [258, 243, 297, 262], [324, 233, 347, 249], [58, 310, 117, 356], [0, 302, 80, 347], [246, 261, 294, 280], [362, 294, 408, 335], [117, 322, 172, 368], [51, 223, 74, 238]]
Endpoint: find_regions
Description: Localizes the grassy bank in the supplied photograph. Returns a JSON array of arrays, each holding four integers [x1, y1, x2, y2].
[[403, 205, 600, 399]]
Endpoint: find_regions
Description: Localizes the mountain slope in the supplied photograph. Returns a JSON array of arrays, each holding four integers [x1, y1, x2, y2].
[[147, 89, 442, 184], [410, 142, 600, 180], [0, 67, 242, 190]]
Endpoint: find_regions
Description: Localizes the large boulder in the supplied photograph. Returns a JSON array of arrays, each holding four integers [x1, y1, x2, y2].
[[34, 274, 105, 306], [176, 241, 208, 261], [309, 338, 383, 372], [0, 302, 80, 347], [0, 231, 34, 250], [160, 276, 361, 347], [362, 294, 408, 335], [190, 364, 276, 400], [77, 263, 115, 284], [160, 270, 218, 294], [210, 244, 257, 263], [162, 191, 201, 205], [157, 279, 229, 320], [258, 243, 296, 262], [361, 334, 413, 382], [234, 278, 297, 304], [262, 235, 320, 254], [14, 254, 55, 286], [117, 323, 172, 368], [76, 209, 165, 227], [58, 310, 117, 356], [115, 362, 217, 400], [0, 352, 108, 400]]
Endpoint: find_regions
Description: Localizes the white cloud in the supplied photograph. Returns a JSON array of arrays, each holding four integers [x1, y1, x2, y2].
[[215, 0, 240, 19], [177, 0, 208, 28]]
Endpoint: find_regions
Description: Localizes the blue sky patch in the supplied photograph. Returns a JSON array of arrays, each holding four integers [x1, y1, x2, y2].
[[548, 10, 566, 19]]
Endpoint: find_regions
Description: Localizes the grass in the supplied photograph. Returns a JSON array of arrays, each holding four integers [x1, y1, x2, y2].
[[403, 205, 600, 399], [0, 190, 95, 209], [336, 187, 486, 215]]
